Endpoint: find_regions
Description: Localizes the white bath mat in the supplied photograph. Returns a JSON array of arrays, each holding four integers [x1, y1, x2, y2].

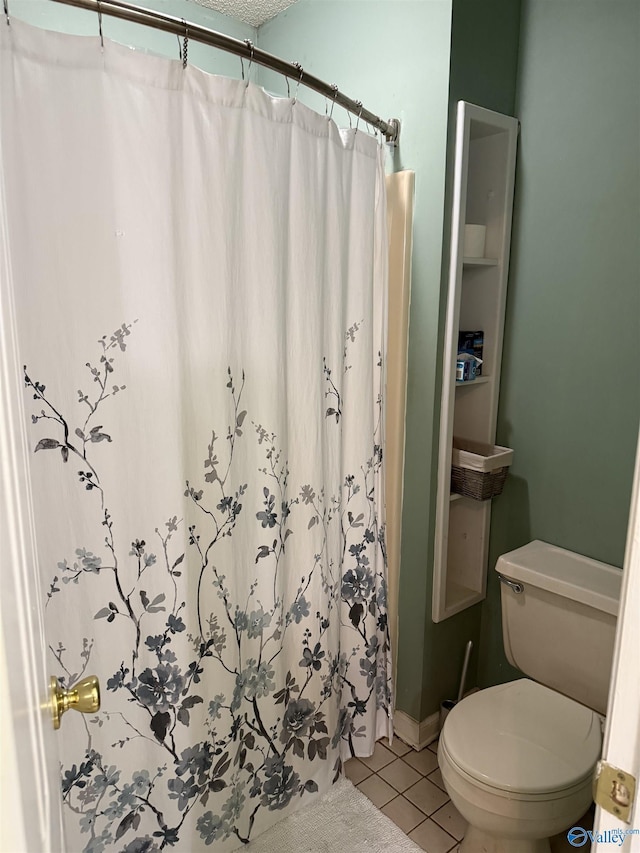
[[239, 777, 423, 852]]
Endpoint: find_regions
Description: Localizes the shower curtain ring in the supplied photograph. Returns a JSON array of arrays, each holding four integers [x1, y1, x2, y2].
[[292, 62, 303, 105], [181, 20, 189, 69], [354, 101, 363, 134], [328, 84, 339, 122], [3, 0, 10, 26], [243, 39, 254, 85], [96, 0, 104, 49]]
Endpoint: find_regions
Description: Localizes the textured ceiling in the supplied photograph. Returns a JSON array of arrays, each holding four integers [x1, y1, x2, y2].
[[189, 0, 300, 27]]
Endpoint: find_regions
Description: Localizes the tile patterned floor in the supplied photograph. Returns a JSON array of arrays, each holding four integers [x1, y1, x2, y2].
[[345, 737, 595, 853], [345, 737, 463, 853]]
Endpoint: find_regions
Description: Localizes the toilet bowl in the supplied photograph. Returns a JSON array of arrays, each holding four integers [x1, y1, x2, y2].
[[438, 679, 601, 853], [437, 541, 621, 853]]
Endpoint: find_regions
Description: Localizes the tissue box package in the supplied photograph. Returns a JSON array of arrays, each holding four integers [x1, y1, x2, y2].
[[456, 353, 478, 382], [458, 330, 484, 376]]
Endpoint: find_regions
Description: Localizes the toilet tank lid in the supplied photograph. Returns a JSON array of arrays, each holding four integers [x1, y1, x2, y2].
[[495, 540, 621, 616]]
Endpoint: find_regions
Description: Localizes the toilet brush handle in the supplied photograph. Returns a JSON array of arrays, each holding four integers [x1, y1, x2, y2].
[[457, 641, 473, 703]]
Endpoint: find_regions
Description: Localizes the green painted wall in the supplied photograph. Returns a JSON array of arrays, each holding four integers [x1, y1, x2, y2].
[[449, 0, 521, 115], [478, 0, 640, 687], [11, 0, 255, 73], [258, 0, 454, 723]]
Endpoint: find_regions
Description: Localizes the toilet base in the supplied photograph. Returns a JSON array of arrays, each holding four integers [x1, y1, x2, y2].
[[460, 824, 551, 853]]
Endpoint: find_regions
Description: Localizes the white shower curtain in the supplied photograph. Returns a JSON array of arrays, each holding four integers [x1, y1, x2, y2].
[[0, 18, 391, 853]]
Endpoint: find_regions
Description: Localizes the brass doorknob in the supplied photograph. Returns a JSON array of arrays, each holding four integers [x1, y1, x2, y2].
[[50, 675, 100, 730]]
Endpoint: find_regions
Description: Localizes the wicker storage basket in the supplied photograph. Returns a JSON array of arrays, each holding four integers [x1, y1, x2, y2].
[[451, 438, 514, 501]]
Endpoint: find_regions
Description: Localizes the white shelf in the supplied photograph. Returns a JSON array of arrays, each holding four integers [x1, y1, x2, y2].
[[432, 102, 518, 624], [463, 257, 499, 267], [455, 375, 491, 388], [443, 581, 484, 618]]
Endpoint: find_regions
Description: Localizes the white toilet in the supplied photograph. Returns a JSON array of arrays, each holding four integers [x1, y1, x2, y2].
[[438, 540, 622, 853]]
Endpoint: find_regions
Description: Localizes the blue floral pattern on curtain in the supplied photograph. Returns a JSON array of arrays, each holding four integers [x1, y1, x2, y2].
[[24, 318, 390, 851]]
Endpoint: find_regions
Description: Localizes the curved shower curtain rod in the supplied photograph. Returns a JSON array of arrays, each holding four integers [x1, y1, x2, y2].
[[37, 0, 401, 145]]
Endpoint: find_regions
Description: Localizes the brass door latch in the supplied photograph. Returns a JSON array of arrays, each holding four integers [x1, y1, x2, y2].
[[594, 760, 636, 824]]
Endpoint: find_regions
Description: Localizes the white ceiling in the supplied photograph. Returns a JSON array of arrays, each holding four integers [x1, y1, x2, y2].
[[189, 0, 300, 28]]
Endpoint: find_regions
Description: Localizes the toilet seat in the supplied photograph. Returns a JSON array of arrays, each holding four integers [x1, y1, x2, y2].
[[439, 737, 592, 805], [440, 679, 602, 797]]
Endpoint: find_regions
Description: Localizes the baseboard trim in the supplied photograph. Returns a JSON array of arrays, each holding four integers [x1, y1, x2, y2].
[[392, 708, 440, 752]]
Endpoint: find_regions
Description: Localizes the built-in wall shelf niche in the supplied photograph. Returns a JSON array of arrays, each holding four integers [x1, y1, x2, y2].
[[432, 102, 518, 623]]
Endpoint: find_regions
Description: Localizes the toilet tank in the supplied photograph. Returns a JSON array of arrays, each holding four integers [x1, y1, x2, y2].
[[496, 540, 622, 715]]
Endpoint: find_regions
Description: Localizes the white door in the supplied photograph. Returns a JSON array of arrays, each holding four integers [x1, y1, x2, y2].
[[0, 172, 65, 851], [592, 429, 640, 850]]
